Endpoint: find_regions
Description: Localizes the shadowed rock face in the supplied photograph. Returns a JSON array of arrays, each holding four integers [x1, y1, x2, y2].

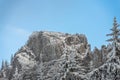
[[0, 31, 120, 80]]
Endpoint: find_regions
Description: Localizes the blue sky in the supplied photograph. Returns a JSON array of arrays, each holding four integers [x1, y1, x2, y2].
[[0, 0, 120, 65]]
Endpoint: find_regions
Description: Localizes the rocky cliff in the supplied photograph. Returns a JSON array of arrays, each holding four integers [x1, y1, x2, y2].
[[0, 31, 120, 80]]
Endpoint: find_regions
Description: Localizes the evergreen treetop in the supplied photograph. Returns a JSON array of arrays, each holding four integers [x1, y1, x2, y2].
[[106, 17, 120, 47]]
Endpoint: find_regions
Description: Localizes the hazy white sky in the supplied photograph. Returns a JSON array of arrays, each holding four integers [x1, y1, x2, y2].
[[0, 0, 120, 65]]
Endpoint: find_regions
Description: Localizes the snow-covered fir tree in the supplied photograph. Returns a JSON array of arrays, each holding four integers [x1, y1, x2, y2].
[[106, 17, 120, 48]]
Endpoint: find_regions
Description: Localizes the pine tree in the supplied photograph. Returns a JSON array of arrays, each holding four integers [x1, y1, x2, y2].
[[36, 52, 43, 80], [64, 53, 68, 80], [62, 46, 68, 80], [13, 67, 19, 79], [10, 54, 14, 67], [10, 54, 14, 63], [4, 60, 9, 69], [40, 53, 43, 80], [106, 17, 120, 48], [1, 60, 4, 70]]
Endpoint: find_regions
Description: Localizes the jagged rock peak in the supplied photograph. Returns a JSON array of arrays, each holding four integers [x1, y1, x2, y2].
[[26, 31, 88, 61], [0, 31, 90, 80], [1, 31, 120, 80]]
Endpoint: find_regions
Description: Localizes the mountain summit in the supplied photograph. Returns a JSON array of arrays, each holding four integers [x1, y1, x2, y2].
[[1, 18, 120, 80]]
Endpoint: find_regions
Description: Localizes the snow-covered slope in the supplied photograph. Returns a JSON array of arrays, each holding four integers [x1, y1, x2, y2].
[[0, 31, 119, 80], [84, 48, 120, 80]]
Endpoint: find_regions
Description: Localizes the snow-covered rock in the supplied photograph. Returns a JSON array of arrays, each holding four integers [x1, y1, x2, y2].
[[0, 31, 120, 80]]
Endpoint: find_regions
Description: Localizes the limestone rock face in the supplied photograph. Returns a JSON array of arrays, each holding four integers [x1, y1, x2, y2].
[[0, 31, 120, 80]]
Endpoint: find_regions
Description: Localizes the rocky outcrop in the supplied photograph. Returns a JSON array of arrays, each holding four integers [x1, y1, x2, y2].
[[0, 31, 120, 80]]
